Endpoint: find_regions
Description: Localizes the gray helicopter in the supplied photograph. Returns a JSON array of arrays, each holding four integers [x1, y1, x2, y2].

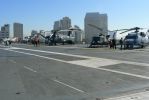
[[87, 24, 128, 47], [119, 27, 149, 49]]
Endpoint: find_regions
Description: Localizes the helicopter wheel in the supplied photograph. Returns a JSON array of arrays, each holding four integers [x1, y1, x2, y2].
[[131, 44, 134, 49], [141, 45, 144, 48]]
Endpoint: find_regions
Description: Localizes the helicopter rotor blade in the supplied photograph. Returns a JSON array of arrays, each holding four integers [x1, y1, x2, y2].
[[112, 29, 129, 32], [68, 27, 81, 31], [119, 27, 144, 34], [88, 24, 103, 31], [119, 29, 132, 34]]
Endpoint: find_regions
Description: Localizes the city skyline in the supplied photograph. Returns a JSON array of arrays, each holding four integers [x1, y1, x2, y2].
[[0, 0, 149, 36]]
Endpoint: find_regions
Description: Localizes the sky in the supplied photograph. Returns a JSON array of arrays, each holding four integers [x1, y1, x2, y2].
[[0, 0, 149, 36]]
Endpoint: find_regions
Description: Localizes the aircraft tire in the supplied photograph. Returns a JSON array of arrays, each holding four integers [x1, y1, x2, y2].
[[141, 45, 144, 48]]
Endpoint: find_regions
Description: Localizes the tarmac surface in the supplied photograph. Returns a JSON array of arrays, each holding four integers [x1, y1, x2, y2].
[[1, 44, 149, 100]]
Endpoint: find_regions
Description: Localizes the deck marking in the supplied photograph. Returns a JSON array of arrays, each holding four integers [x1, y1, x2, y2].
[[9, 60, 17, 63], [23, 66, 37, 73], [53, 79, 85, 93]]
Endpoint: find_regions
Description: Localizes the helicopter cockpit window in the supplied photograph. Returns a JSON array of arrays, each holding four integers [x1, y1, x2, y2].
[[140, 32, 146, 37], [125, 35, 138, 39]]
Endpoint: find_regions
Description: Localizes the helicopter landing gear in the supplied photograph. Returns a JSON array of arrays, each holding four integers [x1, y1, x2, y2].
[[124, 44, 134, 49], [141, 45, 144, 48], [130, 44, 134, 49]]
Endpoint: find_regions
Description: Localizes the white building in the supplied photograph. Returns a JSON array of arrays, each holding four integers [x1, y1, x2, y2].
[[13, 23, 23, 40], [73, 25, 83, 43], [84, 12, 108, 43]]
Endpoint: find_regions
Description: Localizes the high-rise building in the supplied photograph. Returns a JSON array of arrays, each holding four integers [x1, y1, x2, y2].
[[53, 21, 60, 30], [53, 17, 71, 30], [84, 12, 108, 43], [1, 26, 5, 32], [13, 23, 23, 40], [0, 32, 9, 39], [60, 17, 71, 30], [0, 24, 10, 39]]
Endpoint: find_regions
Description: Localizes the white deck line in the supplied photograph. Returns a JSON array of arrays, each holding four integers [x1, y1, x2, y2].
[[6, 49, 67, 63], [9, 47, 90, 59], [105, 91, 149, 100], [9, 59, 37, 73], [53, 79, 85, 93], [23, 66, 37, 73], [9, 59, 17, 63]]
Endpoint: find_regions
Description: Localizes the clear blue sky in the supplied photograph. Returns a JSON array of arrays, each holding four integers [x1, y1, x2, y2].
[[0, 0, 149, 36]]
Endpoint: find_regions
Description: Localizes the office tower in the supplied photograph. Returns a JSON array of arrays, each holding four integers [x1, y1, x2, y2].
[[1, 24, 9, 33], [53, 21, 60, 30], [0, 24, 10, 39], [13, 23, 23, 40], [60, 17, 71, 30], [0, 31, 9, 39], [53, 17, 71, 30], [84, 12, 108, 43]]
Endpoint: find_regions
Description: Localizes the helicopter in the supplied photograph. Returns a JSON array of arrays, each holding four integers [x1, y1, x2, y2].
[[87, 24, 149, 49], [43, 27, 82, 45], [119, 27, 149, 49], [87, 24, 128, 48], [56, 27, 82, 45]]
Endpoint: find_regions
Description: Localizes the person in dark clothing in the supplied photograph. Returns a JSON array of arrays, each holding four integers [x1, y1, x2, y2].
[[51, 31, 57, 45], [112, 39, 116, 49], [5, 40, 8, 46], [108, 39, 113, 48], [119, 38, 123, 50], [8, 40, 11, 46]]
